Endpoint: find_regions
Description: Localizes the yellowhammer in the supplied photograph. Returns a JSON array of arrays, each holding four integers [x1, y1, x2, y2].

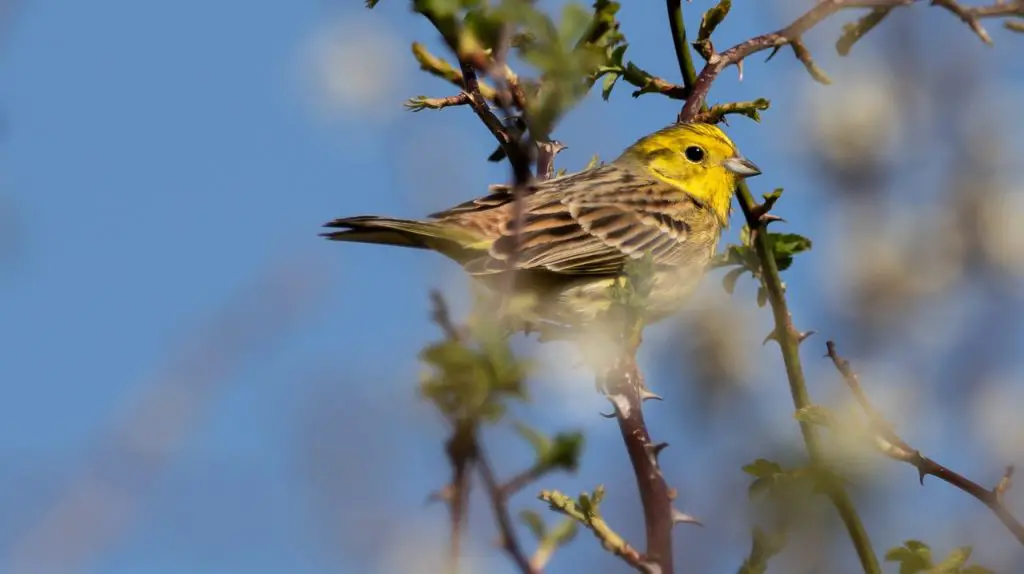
[[322, 122, 760, 328]]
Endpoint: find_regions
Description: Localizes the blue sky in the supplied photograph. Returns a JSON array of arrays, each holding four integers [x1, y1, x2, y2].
[[3, 1, 1024, 573]]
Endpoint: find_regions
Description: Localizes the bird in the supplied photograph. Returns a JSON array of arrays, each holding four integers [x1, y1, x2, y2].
[[321, 122, 761, 331]]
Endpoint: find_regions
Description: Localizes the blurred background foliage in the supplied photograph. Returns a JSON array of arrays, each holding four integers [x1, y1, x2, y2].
[[1, 0, 1023, 573]]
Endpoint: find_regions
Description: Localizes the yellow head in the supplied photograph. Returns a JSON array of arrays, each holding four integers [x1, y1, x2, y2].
[[619, 122, 761, 224]]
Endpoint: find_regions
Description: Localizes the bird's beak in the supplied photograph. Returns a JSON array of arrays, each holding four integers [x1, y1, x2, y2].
[[722, 155, 762, 178]]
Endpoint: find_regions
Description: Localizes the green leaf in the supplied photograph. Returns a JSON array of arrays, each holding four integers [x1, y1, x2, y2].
[[365, 0, 380, 7], [930, 546, 972, 572], [545, 431, 585, 472], [738, 527, 786, 574], [601, 72, 620, 100], [742, 458, 784, 479], [885, 540, 933, 574], [558, 3, 593, 46], [519, 510, 547, 540], [514, 421, 550, 454], [768, 232, 813, 271]]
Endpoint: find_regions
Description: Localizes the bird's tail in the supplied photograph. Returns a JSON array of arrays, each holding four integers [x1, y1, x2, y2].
[[321, 216, 483, 263]]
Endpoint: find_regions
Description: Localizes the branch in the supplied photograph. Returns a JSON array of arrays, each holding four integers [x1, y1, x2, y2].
[[691, 98, 771, 124], [416, 9, 534, 183], [595, 262, 697, 572], [405, 93, 471, 112], [411, 43, 499, 101], [540, 488, 645, 570], [599, 356, 676, 572], [679, 0, 1023, 121], [825, 341, 1024, 546], [666, 0, 699, 90], [734, 183, 883, 574], [479, 452, 538, 574]]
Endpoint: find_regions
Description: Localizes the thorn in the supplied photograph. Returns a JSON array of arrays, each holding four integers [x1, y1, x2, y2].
[[737, 59, 744, 82], [995, 465, 1015, 500], [759, 214, 785, 225], [645, 442, 670, 461], [599, 411, 617, 419], [427, 484, 455, 505], [917, 467, 927, 486], [671, 508, 703, 526], [639, 387, 663, 401], [765, 45, 783, 62], [606, 393, 632, 418], [798, 330, 817, 343], [762, 328, 780, 346], [639, 562, 662, 574]]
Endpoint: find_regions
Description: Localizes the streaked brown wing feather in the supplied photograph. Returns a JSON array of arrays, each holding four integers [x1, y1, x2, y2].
[[426, 184, 520, 219], [463, 165, 698, 276]]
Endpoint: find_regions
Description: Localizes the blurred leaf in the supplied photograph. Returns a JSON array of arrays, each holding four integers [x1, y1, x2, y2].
[[601, 71, 620, 100], [515, 421, 549, 453], [584, 153, 602, 170], [743, 458, 784, 479], [419, 304, 530, 425], [520, 509, 547, 539], [514, 422, 585, 473], [884, 541, 993, 574], [545, 431, 585, 472], [365, 0, 381, 7], [930, 546, 972, 572], [547, 517, 579, 546], [737, 527, 786, 574], [885, 540, 933, 574], [722, 267, 747, 295]]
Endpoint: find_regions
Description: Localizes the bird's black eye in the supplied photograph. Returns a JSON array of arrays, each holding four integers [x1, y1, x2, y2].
[[684, 145, 705, 163]]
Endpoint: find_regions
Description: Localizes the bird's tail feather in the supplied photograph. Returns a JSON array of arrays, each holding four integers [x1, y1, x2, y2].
[[321, 216, 481, 262]]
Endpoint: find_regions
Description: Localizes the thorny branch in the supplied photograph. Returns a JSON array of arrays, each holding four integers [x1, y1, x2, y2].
[[679, 0, 1024, 121], [732, 151, 883, 574], [825, 341, 1024, 547], [479, 452, 538, 574], [600, 355, 679, 573], [429, 293, 537, 574]]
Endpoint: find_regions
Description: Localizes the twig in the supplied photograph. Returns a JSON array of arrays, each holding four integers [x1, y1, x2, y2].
[[672, 2, 881, 571], [459, 60, 534, 184], [411, 43, 499, 101], [666, 0, 698, 95], [681, 0, 907, 119], [825, 341, 1024, 546], [445, 426, 474, 574], [600, 353, 676, 572], [836, 7, 895, 55], [404, 93, 471, 112], [734, 183, 883, 574], [479, 452, 538, 574], [540, 488, 646, 570], [691, 98, 771, 124], [680, 0, 1024, 119]]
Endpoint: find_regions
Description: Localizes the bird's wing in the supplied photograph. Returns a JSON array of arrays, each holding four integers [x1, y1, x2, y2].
[[426, 184, 520, 219], [464, 166, 699, 276]]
